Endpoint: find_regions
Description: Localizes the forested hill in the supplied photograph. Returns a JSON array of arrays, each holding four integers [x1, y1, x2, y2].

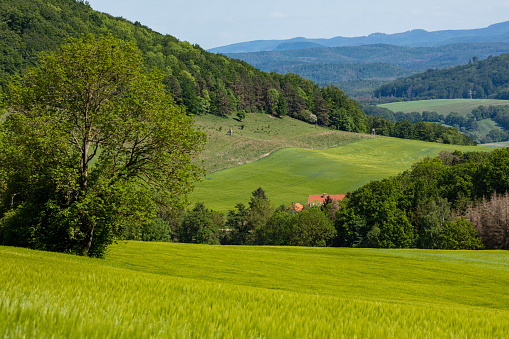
[[374, 53, 509, 100], [0, 0, 367, 132]]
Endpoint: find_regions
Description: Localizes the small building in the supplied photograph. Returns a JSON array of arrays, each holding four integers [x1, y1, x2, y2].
[[307, 193, 346, 207]]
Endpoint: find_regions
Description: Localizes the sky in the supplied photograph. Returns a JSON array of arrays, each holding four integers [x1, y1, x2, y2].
[[86, 0, 509, 50]]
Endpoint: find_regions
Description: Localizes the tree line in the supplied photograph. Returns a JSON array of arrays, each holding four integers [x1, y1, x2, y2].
[[374, 53, 509, 100], [1, 0, 482, 144], [139, 149, 509, 250], [364, 104, 509, 144], [0, 0, 368, 133], [362, 105, 476, 145]]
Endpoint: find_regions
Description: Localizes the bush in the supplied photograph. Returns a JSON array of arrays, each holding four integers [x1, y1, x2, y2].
[[441, 217, 484, 250]]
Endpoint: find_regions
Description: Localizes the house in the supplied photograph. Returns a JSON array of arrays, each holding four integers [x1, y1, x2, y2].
[[307, 193, 346, 207]]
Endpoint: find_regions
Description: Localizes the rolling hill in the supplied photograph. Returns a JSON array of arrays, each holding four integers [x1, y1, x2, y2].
[[0, 0, 366, 132], [378, 99, 509, 116], [375, 53, 509, 99], [2, 244, 508, 337], [190, 136, 491, 211]]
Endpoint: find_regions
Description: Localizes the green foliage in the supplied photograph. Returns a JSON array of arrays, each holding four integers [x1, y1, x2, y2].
[[255, 211, 293, 245], [373, 100, 509, 144], [441, 217, 484, 250], [0, 0, 368, 134], [192, 137, 488, 212], [226, 43, 509, 89], [244, 187, 274, 244], [333, 148, 509, 250], [375, 54, 509, 99], [0, 34, 206, 256], [335, 179, 415, 248], [177, 202, 222, 244], [224, 202, 250, 245], [236, 110, 246, 121], [288, 208, 336, 247], [140, 218, 172, 242], [255, 208, 336, 246]]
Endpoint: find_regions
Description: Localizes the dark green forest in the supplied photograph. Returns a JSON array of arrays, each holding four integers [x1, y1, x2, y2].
[[0, 0, 367, 132], [375, 53, 509, 99], [226, 43, 509, 88]]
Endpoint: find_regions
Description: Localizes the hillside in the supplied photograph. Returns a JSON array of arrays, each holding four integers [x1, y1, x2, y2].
[[0, 0, 366, 132], [209, 20, 509, 53], [194, 113, 373, 173], [378, 99, 509, 116], [224, 43, 509, 89], [375, 53, 509, 99], [2, 244, 508, 337], [190, 137, 490, 211], [372, 99, 509, 144]]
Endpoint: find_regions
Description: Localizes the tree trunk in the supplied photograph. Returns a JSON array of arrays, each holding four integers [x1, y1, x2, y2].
[[82, 224, 95, 256]]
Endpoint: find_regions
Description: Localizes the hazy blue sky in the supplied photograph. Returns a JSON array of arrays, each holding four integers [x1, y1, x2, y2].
[[86, 0, 509, 50]]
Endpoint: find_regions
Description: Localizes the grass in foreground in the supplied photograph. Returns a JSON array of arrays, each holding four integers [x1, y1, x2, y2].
[[191, 136, 491, 211], [1, 243, 508, 338], [378, 99, 509, 116], [193, 113, 373, 172]]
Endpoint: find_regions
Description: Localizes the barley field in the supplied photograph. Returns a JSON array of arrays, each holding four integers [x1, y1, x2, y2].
[[1, 243, 508, 338]]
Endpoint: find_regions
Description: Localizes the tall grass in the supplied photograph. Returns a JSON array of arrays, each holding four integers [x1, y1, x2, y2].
[[2, 244, 509, 338]]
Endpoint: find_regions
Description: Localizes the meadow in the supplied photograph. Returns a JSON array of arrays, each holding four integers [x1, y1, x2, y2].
[[378, 99, 509, 116], [190, 136, 491, 211], [193, 113, 373, 172], [2, 243, 508, 338]]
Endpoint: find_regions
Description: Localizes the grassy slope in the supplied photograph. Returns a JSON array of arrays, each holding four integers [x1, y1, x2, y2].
[[191, 136, 491, 211], [2, 244, 508, 337], [378, 99, 509, 116], [194, 113, 373, 172]]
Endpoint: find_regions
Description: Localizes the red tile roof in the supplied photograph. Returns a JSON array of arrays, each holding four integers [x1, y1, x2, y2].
[[308, 194, 346, 206]]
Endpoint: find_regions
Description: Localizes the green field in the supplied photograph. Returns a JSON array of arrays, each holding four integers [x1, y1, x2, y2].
[[194, 113, 373, 172], [2, 243, 508, 337], [191, 136, 491, 211], [378, 99, 509, 116]]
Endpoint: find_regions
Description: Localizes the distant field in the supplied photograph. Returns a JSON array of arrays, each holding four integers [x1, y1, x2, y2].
[[193, 113, 373, 172], [476, 118, 503, 135], [2, 244, 508, 337], [190, 136, 491, 211], [482, 140, 509, 147], [378, 99, 509, 116]]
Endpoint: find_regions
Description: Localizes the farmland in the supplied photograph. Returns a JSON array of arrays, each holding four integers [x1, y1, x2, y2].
[[378, 99, 509, 116], [190, 136, 491, 211], [194, 113, 372, 173], [2, 243, 508, 337]]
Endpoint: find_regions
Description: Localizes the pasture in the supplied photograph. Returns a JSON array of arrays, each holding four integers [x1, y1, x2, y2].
[[193, 113, 373, 172], [190, 136, 491, 211], [1, 243, 508, 338], [378, 99, 509, 116]]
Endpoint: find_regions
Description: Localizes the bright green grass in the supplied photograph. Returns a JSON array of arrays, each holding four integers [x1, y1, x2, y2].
[[1, 244, 508, 338], [190, 136, 491, 211], [476, 118, 502, 135], [378, 99, 509, 116], [194, 113, 372, 172]]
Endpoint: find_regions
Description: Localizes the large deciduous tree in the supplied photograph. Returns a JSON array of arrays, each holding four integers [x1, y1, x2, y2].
[[0, 34, 206, 256]]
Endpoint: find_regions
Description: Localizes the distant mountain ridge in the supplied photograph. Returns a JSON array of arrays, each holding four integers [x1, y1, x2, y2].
[[209, 21, 509, 53]]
